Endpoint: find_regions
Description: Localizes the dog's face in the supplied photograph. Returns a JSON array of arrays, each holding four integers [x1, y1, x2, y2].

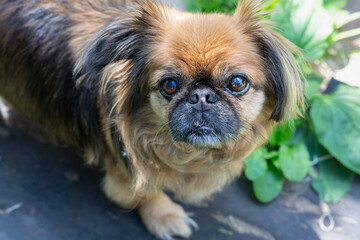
[[148, 17, 268, 147], [75, 0, 304, 150]]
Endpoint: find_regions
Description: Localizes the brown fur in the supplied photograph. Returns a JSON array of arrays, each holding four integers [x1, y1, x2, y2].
[[0, 0, 304, 238]]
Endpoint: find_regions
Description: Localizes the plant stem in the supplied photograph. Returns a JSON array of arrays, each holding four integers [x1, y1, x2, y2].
[[336, 12, 360, 29], [308, 166, 318, 178], [326, 48, 360, 58], [309, 154, 333, 166], [317, 155, 333, 162], [332, 28, 360, 42]]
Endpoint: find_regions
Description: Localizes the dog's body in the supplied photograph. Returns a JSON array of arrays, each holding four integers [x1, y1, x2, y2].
[[0, 0, 304, 239], [0, 0, 124, 152]]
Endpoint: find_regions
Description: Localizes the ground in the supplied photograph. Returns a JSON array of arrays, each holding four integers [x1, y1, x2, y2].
[[0, 123, 360, 240]]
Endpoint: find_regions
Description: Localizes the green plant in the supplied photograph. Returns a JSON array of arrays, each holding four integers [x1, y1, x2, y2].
[[185, 0, 360, 203], [186, 0, 238, 14], [254, 84, 359, 203]]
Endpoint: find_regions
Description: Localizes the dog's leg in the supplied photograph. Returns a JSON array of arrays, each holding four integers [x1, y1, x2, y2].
[[102, 162, 140, 209], [138, 191, 198, 240], [103, 157, 197, 239]]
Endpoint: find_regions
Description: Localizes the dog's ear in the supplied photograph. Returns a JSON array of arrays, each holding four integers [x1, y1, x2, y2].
[[234, 0, 305, 121], [260, 30, 305, 121], [74, 0, 167, 116]]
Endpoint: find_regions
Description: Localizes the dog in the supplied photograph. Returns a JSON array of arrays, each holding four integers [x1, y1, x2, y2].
[[0, 0, 305, 239]]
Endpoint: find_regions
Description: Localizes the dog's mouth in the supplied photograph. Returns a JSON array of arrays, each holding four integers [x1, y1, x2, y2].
[[188, 125, 213, 135], [184, 125, 221, 147]]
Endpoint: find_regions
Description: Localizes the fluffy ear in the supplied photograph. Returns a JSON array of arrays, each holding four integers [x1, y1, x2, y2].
[[234, 0, 305, 121], [74, 0, 167, 116], [260, 29, 305, 121]]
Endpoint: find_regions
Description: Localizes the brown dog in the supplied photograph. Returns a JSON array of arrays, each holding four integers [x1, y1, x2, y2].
[[0, 0, 304, 239]]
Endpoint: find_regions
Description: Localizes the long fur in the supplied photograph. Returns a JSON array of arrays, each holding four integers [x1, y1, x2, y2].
[[0, 0, 305, 237]]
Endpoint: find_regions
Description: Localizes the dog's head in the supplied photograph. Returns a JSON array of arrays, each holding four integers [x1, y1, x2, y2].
[[75, 0, 304, 149]]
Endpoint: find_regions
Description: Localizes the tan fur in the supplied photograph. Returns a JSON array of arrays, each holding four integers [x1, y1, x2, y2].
[[93, 1, 303, 237], [234, 0, 305, 120], [95, 0, 286, 198], [139, 192, 194, 239], [69, 1, 129, 59]]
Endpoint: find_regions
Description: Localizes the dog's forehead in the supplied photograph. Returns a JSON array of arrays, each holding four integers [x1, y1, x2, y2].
[[164, 15, 237, 69], [154, 13, 263, 83]]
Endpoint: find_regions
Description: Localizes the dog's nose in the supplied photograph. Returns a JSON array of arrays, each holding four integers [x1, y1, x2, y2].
[[188, 88, 218, 108]]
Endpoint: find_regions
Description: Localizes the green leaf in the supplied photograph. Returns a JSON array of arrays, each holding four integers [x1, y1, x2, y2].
[[290, 119, 329, 159], [261, 0, 280, 11], [306, 74, 323, 100], [253, 164, 284, 203], [279, 144, 310, 181], [269, 0, 334, 60], [323, 0, 348, 10], [268, 122, 295, 146], [185, 0, 238, 13], [245, 147, 268, 181], [312, 159, 354, 202], [327, 9, 351, 29], [310, 85, 360, 174], [289, 120, 308, 145], [264, 151, 279, 159], [335, 12, 360, 29], [271, 156, 281, 169], [331, 27, 360, 42]]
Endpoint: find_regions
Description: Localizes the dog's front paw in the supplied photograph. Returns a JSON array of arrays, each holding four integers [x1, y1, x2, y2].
[[138, 192, 198, 240]]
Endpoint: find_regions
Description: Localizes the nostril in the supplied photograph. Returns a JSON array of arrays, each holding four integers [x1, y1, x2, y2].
[[188, 88, 218, 105], [206, 93, 218, 103], [188, 93, 199, 104]]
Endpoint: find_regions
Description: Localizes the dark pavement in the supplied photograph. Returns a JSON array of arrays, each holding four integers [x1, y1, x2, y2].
[[1, 123, 359, 240]]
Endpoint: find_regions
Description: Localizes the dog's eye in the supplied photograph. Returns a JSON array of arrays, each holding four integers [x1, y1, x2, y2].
[[160, 78, 179, 98], [226, 75, 250, 95]]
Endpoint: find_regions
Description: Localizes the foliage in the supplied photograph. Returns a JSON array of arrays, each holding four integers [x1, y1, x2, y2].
[[253, 164, 284, 203], [279, 144, 310, 182], [186, 0, 238, 14], [311, 86, 360, 174], [312, 159, 354, 202], [269, 0, 333, 60], [185, 0, 360, 203]]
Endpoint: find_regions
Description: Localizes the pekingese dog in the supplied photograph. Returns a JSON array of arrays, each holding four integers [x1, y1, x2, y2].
[[0, 0, 304, 239]]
